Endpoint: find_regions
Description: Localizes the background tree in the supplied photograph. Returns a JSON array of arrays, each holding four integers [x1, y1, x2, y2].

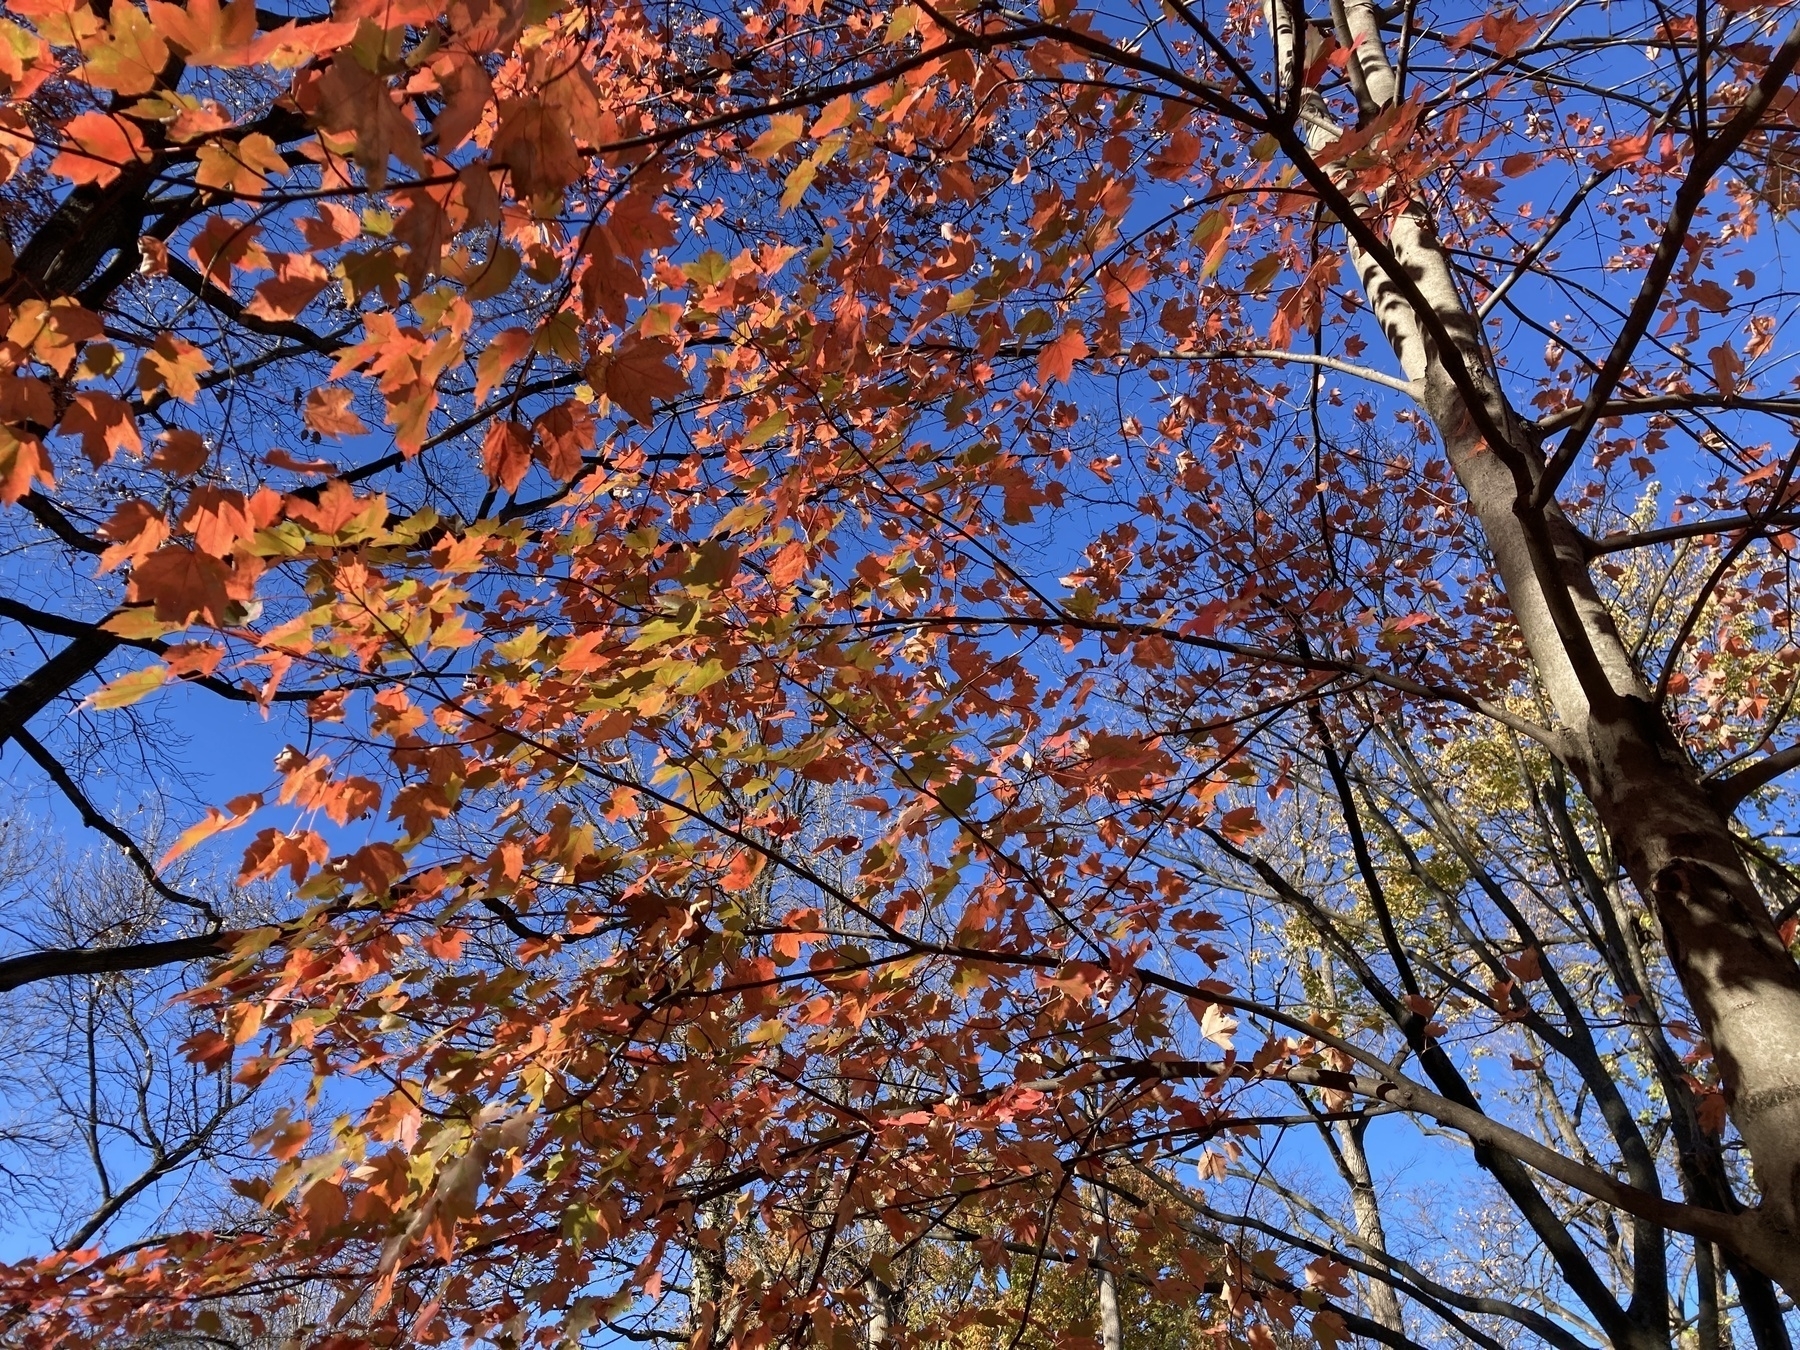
[[4, 0, 1800, 1344]]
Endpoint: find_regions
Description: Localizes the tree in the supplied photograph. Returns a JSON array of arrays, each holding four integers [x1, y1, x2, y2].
[[0, 817, 271, 1254], [3, 0, 1800, 1343]]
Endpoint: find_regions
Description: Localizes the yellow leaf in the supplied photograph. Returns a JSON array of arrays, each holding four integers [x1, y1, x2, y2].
[[885, 4, 918, 42], [780, 158, 818, 211], [85, 663, 168, 710], [747, 113, 803, 162], [102, 607, 185, 639], [744, 410, 790, 447]]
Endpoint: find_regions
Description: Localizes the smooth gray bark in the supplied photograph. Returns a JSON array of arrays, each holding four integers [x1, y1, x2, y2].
[[1272, 0, 1800, 1292]]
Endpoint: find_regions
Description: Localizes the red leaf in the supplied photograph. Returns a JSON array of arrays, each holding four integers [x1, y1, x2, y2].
[[594, 337, 685, 426], [1037, 325, 1088, 386], [482, 419, 533, 491]]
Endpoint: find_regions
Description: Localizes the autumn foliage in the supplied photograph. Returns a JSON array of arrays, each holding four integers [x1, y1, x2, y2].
[[5, 0, 1800, 1342]]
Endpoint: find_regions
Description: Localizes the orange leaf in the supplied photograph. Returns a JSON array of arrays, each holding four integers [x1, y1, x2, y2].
[[244, 253, 330, 321], [287, 479, 387, 536], [493, 97, 582, 203], [265, 447, 340, 474], [160, 792, 263, 866], [482, 418, 532, 491], [0, 427, 53, 504], [303, 386, 368, 439], [746, 112, 804, 161], [474, 327, 533, 403], [59, 392, 142, 465], [1036, 325, 1088, 386], [145, 0, 257, 65], [98, 499, 169, 570], [315, 54, 422, 189], [127, 544, 239, 623], [138, 332, 210, 402], [51, 111, 151, 187], [147, 427, 209, 476]]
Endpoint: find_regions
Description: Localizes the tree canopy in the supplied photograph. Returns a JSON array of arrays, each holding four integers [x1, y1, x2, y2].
[[5, 0, 1800, 1344]]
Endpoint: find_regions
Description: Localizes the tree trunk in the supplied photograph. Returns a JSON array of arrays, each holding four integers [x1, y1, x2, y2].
[[1282, 0, 1800, 1289], [864, 1275, 895, 1347], [1330, 1118, 1406, 1336], [1092, 1186, 1123, 1350], [689, 1194, 731, 1348]]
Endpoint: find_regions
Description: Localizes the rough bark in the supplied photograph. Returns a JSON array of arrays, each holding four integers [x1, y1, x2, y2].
[[1279, 0, 1800, 1292], [688, 1193, 731, 1347]]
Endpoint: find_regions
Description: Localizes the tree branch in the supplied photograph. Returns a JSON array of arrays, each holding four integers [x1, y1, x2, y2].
[[1536, 21, 1800, 505]]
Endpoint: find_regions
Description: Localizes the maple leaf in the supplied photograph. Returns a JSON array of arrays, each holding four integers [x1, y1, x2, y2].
[[80, 4, 169, 94], [474, 327, 533, 403], [265, 447, 338, 474], [747, 112, 804, 161], [128, 544, 239, 622], [83, 663, 169, 711], [0, 426, 52, 504], [146, 428, 209, 476], [1036, 325, 1088, 386], [50, 111, 151, 186], [58, 391, 141, 465], [160, 792, 262, 866], [144, 0, 257, 64], [97, 499, 169, 570], [1146, 128, 1199, 180], [300, 202, 361, 250], [188, 213, 260, 282], [591, 338, 685, 426], [138, 333, 210, 402], [304, 386, 369, 438], [180, 487, 256, 554], [427, 50, 493, 150], [239, 826, 329, 883], [493, 97, 582, 204], [288, 480, 387, 537], [531, 400, 595, 480], [482, 419, 532, 491], [245, 252, 330, 321], [315, 54, 423, 189], [195, 132, 288, 194]]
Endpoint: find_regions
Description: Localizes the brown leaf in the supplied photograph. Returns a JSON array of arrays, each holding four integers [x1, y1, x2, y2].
[[315, 55, 423, 189], [493, 97, 582, 204], [304, 386, 369, 439]]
